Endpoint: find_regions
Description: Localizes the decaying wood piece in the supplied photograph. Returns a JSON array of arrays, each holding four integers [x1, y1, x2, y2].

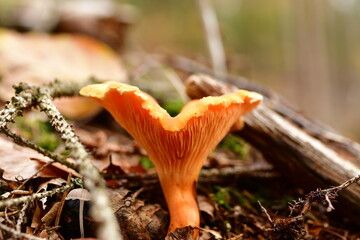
[[185, 74, 360, 221]]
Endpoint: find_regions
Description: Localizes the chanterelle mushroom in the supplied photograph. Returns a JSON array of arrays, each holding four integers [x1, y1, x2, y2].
[[80, 81, 262, 237]]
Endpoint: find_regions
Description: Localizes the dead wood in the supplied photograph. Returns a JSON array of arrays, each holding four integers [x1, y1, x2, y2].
[[184, 74, 360, 222]]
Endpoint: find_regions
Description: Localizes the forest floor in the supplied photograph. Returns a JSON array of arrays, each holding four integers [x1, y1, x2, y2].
[[0, 4, 359, 238], [0, 112, 359, 239]]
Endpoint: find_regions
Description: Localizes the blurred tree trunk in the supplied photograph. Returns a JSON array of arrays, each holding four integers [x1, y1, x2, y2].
[[285, 0, 331, 123], [328, 3, 360, 134]]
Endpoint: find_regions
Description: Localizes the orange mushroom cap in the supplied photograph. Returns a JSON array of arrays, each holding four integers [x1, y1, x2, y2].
[[80, 81, 262, 237]]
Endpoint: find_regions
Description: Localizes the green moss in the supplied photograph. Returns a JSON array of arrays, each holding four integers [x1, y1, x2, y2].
[[161, 100, 184, 117], [210, 186, 261, 211], [13, 117, 61, 152], [71, 178, 84, 188], [218, 134, 249, 160], [230, 189, 253, 209], [253, 191, 294, 208], [140, 156, 155, 169], [210, 186, 233, 211], [60, 150, 71, 156]]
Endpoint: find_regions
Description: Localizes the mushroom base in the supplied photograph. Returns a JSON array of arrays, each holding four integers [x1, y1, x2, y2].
[[159, 174, 200, 238]]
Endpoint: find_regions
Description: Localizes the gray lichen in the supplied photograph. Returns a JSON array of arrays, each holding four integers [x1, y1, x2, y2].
[[0, 79, 123, 240]]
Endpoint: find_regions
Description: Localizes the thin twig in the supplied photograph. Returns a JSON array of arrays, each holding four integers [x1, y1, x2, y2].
[[318, 174, 360, 212], [197, 0, 227, 75], [289, 174, 360, 216], [3, 206, 14, 225], [0, 210, 20, 218], [0, 79, 123, 239], [0, 183, 74, 209], [16, 201, 30, 232], [0, 80, 98, 170], [199, 163, 276, 179], [258, 201, 273, 224], [36, 86, 123, 240], [3, 160, 55, 236], [37, 89, 88, 164], [321, 174, 360, 193], [117, 163, 276, 187], [55, 173, 72, 227], [1, 120, 75, 170], [0, 222, 45, 240], [17, 160, 55, 191], [258, 174, 360, 239]]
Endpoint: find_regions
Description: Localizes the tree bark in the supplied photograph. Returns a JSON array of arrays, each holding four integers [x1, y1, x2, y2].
[[185, 74, 360, 221]]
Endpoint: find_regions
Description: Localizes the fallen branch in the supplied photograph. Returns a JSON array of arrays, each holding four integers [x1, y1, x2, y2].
[[113, 163, 277, 187], [0, 183, 74, 209], [0, 81, 81, 169], [0, 80, 123, 240], [16, 201, 29, 233], [289, 174, 360, 215], [0, 222, 45, 240], [258, 174, 360, 239], [185, 74, 360, 222], [167, 55, 360, 149], [17, 160, 55, 190]]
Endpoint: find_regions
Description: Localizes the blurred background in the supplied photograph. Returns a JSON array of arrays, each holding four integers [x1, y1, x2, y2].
[[1, 0, 359, 139]]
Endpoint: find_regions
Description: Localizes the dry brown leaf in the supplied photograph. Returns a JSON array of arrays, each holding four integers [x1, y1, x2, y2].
[[199, 232, 213, 240], [0, 136, 77, 181], [107, 189, 130, 212], [37, 178, 66, 192], [166, 226, 195, 240], [76, 128, 134, 159], [38, 229, 49, 239], [33, 158, 81, 178], [41, 201, 61, 226], [195, 227, 222, 240], [31, 202, 43, 228], [197, 195, 215, 218], [37, 178, 66, 209], [0, 28, 127, 119], [113, 189, 169, 240]]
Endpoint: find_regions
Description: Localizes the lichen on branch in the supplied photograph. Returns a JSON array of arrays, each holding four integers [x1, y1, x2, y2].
[[0, 79, 123, 240]]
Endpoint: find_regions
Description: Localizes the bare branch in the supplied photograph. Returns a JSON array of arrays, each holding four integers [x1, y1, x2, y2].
[[0, 222, 45, 240], [0, 79, 124, 240], [115, 163, 276, 187], [16, 201, 30, 232], [0, 183, 74, 209], [197, 0, 227, 75]]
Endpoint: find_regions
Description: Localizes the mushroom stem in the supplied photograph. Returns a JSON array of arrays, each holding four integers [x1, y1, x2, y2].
[[159, 172, 200, 237], [79, 200, 85, 238]]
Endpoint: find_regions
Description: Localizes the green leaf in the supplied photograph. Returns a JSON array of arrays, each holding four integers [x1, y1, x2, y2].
[[210, 186, 233, 211], [161, 100, 184, 117], [140, 156, 155, 169], [218, 134, 249, 160]]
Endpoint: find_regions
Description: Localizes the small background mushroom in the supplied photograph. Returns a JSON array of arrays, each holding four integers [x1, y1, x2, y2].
[[65, 188, 92, 239]]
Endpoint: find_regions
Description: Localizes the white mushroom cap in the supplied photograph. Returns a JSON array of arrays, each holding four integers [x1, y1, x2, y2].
[[66, 188, 91, 201]]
